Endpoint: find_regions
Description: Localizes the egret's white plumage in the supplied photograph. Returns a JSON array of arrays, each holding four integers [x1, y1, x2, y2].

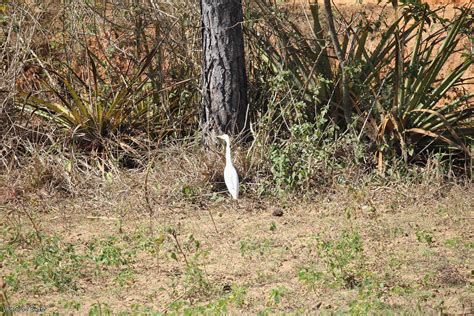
[[217, 134, 239, 200]]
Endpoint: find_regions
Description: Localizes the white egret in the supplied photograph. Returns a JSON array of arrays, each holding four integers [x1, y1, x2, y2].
[[217, 134, 239, 200]]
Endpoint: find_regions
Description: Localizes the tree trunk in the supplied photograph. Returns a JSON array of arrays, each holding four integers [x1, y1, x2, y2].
[[200, 0, 248, 139]]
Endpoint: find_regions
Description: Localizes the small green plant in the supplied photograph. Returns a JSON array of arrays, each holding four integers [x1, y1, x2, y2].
[[182, 235, 211, 298], [130, 226, 165, 256], [127, 304, 162, 315], [421, 272, 436, 287], [416, 230, 434, 245], [89, 302, 113, 316], [226, 286, 247, 308], [60, 299, 81, 311], [166, 230, 212, 300], [443, 237, 461, 249], [87, 236, 136, 268], [269, 222, 277, 232], [391, 283, 414, 296], [168, 286, 247, 315], [346, 276, 391, 315], [181, 185, 197, 199], [32, 236, 84, 291], [114, 268, 136, 287], [302, 230, 365, 289], [298, 268, 324, 290], [1, 244, 25, 291], [268, 286, 288, 305], [239, 238, 273, 257]]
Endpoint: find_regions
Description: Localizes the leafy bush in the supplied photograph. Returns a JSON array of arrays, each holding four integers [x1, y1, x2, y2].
[[268, 108, 363, 192], [270, 122, 332, 191]]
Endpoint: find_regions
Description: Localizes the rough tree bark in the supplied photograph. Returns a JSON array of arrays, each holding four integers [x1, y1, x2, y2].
[[200, 0, 248, 140]]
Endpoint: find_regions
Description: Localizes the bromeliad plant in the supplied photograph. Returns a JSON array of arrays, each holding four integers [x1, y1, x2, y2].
[[18, 45, 160, 149], [324, 2, 473, 168], [248, 0, 472, 171], [366, 5, 473, 169]]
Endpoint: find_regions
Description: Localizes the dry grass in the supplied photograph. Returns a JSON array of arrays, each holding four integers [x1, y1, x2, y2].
[[1, 148, 472, 314]]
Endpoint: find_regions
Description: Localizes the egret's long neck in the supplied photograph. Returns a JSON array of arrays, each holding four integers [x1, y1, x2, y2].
[[225, 141, 232, 166]]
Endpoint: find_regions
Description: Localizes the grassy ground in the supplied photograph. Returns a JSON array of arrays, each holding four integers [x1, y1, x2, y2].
[[1, 151, 472, 315]]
